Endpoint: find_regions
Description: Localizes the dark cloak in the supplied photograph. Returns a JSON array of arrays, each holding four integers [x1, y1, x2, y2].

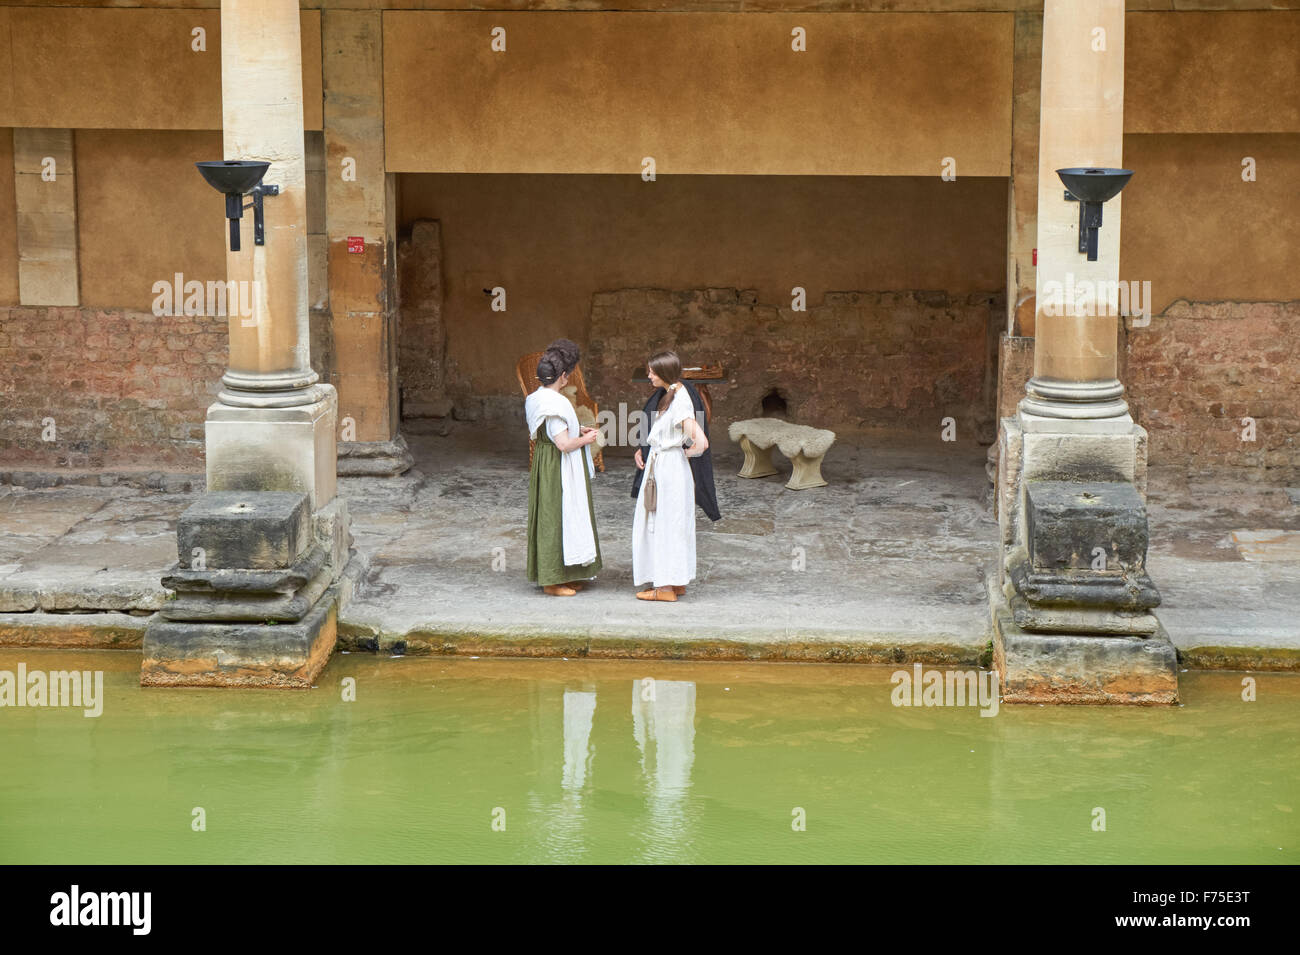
[[630, 380, 721, 522]]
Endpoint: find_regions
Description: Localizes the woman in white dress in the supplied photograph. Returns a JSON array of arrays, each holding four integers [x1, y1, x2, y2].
[[632, 351, 709, 602]]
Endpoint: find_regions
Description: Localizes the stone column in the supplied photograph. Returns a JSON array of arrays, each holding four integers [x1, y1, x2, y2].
[[205, 0, 337, 509], [143, 0, 355, 688], [993, 0, 1176, 705], [322, 9, 411, 476], [1022, 0, 1128, 422], [1005, 11, 1041, 340]]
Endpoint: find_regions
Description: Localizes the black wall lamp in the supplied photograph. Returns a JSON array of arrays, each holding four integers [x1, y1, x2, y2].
[[196, 160, 281, 252], [1058, 167, 1132, 262]]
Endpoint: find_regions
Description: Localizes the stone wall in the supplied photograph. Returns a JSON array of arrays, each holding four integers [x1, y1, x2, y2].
[[586, 288, 1002, 438], [1124, 300, 1300, 478], [995, 301, 1300, 480], [396, 220, 446, 416], [0, 305, 331, 474], [0, 306, 224, 471]]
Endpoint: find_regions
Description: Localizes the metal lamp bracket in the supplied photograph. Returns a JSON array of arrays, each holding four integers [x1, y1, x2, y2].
[[241, 184, 281, 246], [1063, 189, 1103, 262]]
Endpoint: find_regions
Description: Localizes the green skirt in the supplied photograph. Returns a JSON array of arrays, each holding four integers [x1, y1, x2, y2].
[[527, 426, 602, 586]]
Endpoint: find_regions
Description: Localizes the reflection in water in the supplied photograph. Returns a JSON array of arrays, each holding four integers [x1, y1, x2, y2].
[[632, 680, 697, 862], [529, 684, 599, 863], [6, 650, 1294, 864], [562, 689, 597, 792]]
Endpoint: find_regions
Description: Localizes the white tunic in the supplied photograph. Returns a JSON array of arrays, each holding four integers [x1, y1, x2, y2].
[[632, 385, 697, 588], [524, 386, 597, 568]]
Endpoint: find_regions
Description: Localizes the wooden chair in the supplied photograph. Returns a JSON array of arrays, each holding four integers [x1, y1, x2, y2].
[[515, 351, 605, 472]]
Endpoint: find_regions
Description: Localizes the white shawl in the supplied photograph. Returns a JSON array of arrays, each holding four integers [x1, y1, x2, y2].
[[525, 386, 597, 567]]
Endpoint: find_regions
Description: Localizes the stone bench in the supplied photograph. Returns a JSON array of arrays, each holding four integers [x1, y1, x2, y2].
[[727, 419, 836, 490]]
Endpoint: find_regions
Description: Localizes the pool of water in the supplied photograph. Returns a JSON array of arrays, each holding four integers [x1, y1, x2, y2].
[[1, 649, 1296, 864]]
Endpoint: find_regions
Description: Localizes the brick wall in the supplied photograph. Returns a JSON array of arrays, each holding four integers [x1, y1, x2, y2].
[[0, 306, 225, 471], [995, 301, 1300, 479], [586, 287, 1002, 438], [1125, 300, 1300, 477]]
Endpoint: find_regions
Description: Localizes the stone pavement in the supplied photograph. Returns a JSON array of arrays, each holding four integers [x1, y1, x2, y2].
[[1, 425, 1298, 668]]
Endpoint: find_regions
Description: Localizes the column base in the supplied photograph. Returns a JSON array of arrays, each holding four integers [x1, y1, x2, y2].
[[142, 588, 339, 688], [993, 606, 1179, 705], [206, 386, 338, 510], [142, 490, 356, 689], [338, 434, 414, 477]]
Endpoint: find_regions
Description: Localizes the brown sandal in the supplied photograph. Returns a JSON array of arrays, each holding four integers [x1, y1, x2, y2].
[[544, 584, 578, 597], [635, 587, 678, 602]]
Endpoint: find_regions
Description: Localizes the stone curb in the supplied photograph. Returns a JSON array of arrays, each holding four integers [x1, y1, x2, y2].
[[0, 612, 147, 649], [1, 610, 1297, 671]]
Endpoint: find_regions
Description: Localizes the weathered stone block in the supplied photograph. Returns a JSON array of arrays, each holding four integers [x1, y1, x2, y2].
[[162, 543, 328, 595], [141, 586, 339, 688], [1022, 430, 1138, 484], [337, 434, 413, 476], [205, 389, 339, 511], [1008, 558, 1161, 611], [1025, 480, 1149, 572], [1008, 593, 1160, 635], [993, 608, 1178, 705], [997, 415, 1023, 551], [159, 567, 334, 623], [175, 491, 310, 571]]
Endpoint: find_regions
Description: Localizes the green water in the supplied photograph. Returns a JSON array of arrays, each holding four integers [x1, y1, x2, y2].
[[0, 649, 1296, 864]]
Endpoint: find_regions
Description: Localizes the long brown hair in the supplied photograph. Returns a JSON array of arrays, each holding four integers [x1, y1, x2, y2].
[[649, 350, 682, 412]]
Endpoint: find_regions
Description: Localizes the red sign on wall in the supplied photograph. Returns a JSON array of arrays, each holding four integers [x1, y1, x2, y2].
[[347, 236, 364, 254]]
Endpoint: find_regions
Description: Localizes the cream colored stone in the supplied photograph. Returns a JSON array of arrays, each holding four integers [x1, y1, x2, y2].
[[1021, 431, 1138, 483], [14, 128, 78, 306], [205, 387, 339, 511], [221, 0, 313, 387], [1033, 0, 1125, 384], [736, 436, 779, 480]]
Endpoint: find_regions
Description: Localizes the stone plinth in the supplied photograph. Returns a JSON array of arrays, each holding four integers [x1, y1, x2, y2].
[[337, 435, 414, 477], [142, 598, 338, 689], [142, 491, 353, 688], [993, 605, 1178, 705], [205, 387, 338, 511], [175, 491, 311, 570], [995, 411, 1178, 704]]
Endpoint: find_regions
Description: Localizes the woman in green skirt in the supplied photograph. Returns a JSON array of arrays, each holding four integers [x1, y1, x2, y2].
[[525, 347, 602, 596]]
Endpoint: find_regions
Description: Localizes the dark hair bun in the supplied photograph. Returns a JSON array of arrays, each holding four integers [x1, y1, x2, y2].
[[545, 338, 580, 373], [536, 355, 561, 385]]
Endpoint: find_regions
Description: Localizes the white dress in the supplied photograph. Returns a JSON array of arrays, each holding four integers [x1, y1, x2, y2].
[[632, 385, 697, 588]]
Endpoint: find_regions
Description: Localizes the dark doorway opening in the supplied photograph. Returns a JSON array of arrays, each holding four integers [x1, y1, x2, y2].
[[761, 389, 788, 418]]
